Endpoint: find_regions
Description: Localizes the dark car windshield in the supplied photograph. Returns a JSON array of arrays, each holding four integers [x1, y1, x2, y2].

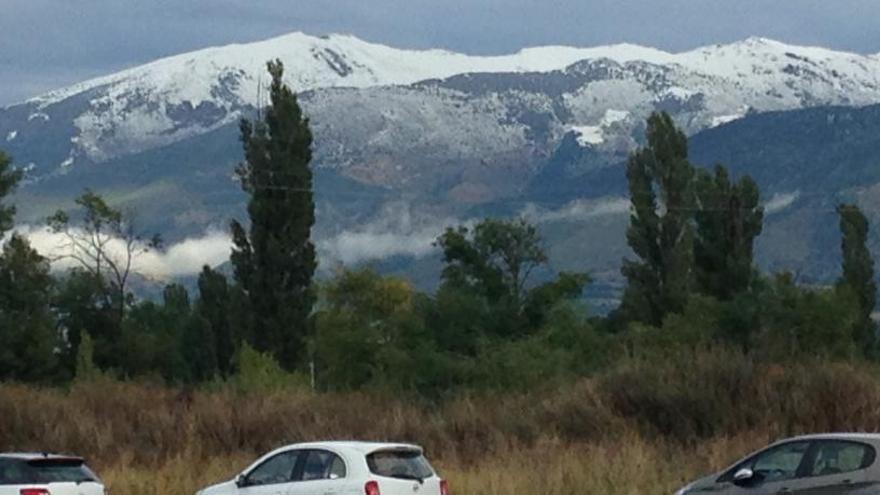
[[0, 458, 99, 485], [367, 449, 434, 480]]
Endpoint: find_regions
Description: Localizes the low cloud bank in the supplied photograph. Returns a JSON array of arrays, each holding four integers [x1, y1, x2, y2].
[[317, 204, 456, 266], [15, 197, 637, 276], [20, 226, 232, 279]]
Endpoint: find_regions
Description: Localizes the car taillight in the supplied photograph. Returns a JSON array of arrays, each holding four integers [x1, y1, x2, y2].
[[440, 479, 450, 495], [364, 480, 381, 495], [20, 489, 50, 495]]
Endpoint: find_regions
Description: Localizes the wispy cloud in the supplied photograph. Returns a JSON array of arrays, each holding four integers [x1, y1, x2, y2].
[[519, 196, 630, 223], [19, 226, 232, 279], [17, 197, 634, 275], [317, 203, 454, 265], [764, 191, 800, 214]]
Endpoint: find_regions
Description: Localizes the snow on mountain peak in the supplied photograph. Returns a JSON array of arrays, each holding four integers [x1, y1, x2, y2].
[[9, 31, 880, 165]]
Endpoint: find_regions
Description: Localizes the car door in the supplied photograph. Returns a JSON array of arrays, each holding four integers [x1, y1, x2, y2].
[[796, 440, 875, 494], [237, 450, 303, 495], [714, 441, 813, 495], [286, 449, 351, 495]]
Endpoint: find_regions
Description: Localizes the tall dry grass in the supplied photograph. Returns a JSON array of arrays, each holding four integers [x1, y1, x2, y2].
[[3, 350, 880, 494]]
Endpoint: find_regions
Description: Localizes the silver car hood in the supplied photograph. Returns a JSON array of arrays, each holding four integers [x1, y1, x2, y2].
[[680, 473, 724, 493]]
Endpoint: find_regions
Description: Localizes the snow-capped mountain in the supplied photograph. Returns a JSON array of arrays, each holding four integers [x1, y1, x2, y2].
[[3, 32, 880, 183]]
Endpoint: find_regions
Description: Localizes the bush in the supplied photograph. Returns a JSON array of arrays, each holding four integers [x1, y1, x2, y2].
[[231, 342, 310, 394]]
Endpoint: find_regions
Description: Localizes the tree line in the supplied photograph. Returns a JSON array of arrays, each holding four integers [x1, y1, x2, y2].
[[0, 62, 876, 392]]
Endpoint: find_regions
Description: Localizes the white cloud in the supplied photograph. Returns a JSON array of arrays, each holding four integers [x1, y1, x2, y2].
[[764, 191, 800, 214], [520, 196, 630, 223], [317, 203, 453, 265], [18, 226, 232, 279], [15, 197, 635, 275]]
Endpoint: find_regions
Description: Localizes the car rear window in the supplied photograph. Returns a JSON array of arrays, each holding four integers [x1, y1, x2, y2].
[[367, 449, 434, 480], [0, 458, 99, 485]]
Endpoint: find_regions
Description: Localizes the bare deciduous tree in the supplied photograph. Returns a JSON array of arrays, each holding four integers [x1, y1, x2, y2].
[[47, 190, 161, 323]]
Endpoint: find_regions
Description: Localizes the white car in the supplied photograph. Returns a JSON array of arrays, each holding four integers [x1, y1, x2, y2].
[[197, 441, 449, 495], [0, 453, 105, 495]]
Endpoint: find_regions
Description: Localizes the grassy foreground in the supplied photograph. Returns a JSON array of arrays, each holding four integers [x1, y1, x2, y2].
[[4, 350, 880, 494]]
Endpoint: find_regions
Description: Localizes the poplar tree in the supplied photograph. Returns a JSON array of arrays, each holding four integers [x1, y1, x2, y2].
[[196, 266, 235, 376], [231, 60, 317, 369], [618, 113, 695, 326], [836, 203, 877, 353], [694, 165, 764, 300]]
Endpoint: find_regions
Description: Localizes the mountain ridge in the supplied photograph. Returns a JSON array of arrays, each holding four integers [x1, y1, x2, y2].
[[5, 31, 880, 172]]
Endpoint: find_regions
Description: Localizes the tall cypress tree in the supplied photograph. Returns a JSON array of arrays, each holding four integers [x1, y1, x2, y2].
[[0, 152, 22, 234], [618, 113, 695, 326], [694, 165, 764, 300], [196, 266, 235, 376], [836, 203, 877, 353], [231, 60, 317, 369]]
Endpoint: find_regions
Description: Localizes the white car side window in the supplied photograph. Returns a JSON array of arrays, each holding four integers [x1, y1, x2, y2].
[[247, 451, 299, 486], [300, 450, 346, 481]]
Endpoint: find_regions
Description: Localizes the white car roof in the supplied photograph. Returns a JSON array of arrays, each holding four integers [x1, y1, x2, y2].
[[274, 441, 423, 455]]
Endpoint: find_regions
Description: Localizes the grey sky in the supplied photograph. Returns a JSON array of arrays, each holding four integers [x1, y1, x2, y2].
[[2, 0, 880, 106]]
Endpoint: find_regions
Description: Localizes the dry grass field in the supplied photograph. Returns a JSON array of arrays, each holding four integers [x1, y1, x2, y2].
[[4, 350, 880, 494]]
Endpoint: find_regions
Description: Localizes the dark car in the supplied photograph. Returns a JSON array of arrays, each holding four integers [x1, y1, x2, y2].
[[676, 433, 880, 494]]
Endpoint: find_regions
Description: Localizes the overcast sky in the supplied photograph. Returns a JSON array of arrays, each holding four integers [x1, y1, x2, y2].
[[3, 0, 880, 106]]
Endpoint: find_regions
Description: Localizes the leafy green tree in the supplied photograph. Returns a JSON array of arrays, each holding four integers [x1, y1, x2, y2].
[[0, 153, 56, 382], [618, 112, 696, 326], [116, 284, 202, 382], [180, 312, 217, 383], [53, 268, 117, 374], [196, 266, 236, 375], [435, 218, 587, 339], [314, 268, 439, 391], [0, 235, 58, 382], [694, 165, 763, 300], [755, 273, 859, 360], [231, 60, 316, 369], [836, 204, 877, 354], [438, 218, 546, 313]]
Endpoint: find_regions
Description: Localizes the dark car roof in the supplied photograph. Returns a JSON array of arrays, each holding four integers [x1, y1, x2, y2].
[[0, 453, 84, 461], [779, 433, 880, 444]]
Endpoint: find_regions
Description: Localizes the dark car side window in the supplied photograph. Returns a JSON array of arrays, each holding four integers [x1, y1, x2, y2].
[[719, 441, 811, 483], [298, 450, 346, 481], [807, 441, 875, 477], [246, 451, 301, 486]]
